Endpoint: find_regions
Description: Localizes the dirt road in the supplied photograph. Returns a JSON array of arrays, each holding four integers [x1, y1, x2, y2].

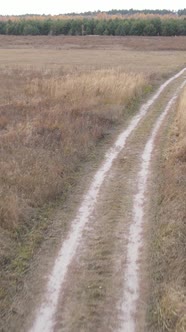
[[5, 68, 186, 332]]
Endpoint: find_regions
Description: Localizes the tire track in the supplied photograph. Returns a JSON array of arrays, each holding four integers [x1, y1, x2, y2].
[[29, 68, 186, 332], [118, 79, 186, 332]]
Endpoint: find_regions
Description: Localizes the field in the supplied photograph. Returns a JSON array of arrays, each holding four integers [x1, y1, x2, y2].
[[0, 35, 186, 331]]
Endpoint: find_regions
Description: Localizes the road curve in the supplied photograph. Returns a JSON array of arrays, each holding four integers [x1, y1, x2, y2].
[[29, 68, 186, 332]]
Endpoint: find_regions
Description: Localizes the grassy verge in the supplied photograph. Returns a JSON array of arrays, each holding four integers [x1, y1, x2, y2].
[[148, 87, 186, 332], [0, 66, 150, 321]]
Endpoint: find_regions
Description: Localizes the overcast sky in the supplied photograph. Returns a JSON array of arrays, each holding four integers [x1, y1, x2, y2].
[[1, 0, 185, 15]]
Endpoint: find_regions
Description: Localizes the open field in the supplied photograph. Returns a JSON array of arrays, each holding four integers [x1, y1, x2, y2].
[[0, 36, 186, 75], [0, 36, 185, 331], [0, 35, 186, 51], [0, 36, 185, 106]]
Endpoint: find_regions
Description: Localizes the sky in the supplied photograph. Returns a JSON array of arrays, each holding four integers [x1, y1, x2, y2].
[[0, 0, 185, 16]]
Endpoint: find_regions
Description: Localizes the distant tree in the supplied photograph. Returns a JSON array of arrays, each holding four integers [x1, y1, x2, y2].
[[0, 21, 6, 34], [94, 20, 107, 35], [69, 19, 82, 35], [51, 20, 71, 35], [177, 20, 186, 35], [41, 19, 52, 35], [144, 22, 157, 36], [84, 19, 95, 35], [178, 8, 186, 16], [115, 22, 127, 35], [123, 20, 131, 35], [130, 20, 146, 35], [23, 22, 40, 35], [162, 19, 178, 36], [106, 19, 115, 35], [0, 17, 185, 36], [150, 18, 162, 35]]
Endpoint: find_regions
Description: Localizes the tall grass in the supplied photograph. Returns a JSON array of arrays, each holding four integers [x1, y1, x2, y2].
[[149, 87, 186, 332], [175, 87, 186, 161], [0, 68, 147, 231]]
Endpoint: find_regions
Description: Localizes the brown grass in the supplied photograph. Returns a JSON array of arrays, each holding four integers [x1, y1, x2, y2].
[[177, 88, 186, 133], [0, 61, 149, 324], [0, 68, 147, 232], [148, 87, 186, 332], [0, 35, 186, 51], [0, 36, 185, 81], [175, 88, 186, 162], [0, 36, 185, 326]]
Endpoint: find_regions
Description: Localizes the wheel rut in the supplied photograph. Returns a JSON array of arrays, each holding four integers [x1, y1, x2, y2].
[[12, 68, 186, 332]]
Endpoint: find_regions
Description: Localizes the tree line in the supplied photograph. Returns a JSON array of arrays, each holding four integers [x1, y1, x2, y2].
[[177, 8, 186, 16], [0, 17, 185, 36], [67, 9, 178, 16], [65, 8, 186, 17]]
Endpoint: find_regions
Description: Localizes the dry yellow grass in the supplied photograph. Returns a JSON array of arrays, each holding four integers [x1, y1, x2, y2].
[[0, 64, 149, 322], [175, 88, 186, 162], [148, 87, 186, 332], [177, 87, 186, 135], [1, 35, 186, 51], [0, 68, 147, 231], [28, 69, 145, 108]]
